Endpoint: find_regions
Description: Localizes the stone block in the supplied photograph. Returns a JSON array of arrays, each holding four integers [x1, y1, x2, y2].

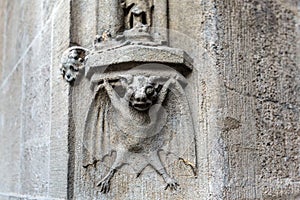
[[2, 0, 42, 83], [20, 140, 50, 196], [0, 0, 6, 86], [86, 45, 193, 79], [19, 19, 52, 197], [1, 1, 23, 82], [21, 24, 51, 145], [1, 0, 57, 85], [48, 0, 71, 198], [0, 65, 22, 194], [42, 0, 58, 24], [71, 0, 97, 47]]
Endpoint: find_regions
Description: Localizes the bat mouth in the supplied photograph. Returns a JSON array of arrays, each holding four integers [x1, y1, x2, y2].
[[65, 74, 75, 82], [132, 102, 152, 111]]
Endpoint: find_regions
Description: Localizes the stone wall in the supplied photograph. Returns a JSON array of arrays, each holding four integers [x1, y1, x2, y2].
[[0, 1, 70, 199], [215, 0, 300, 199], [0, 0, 298, 199]]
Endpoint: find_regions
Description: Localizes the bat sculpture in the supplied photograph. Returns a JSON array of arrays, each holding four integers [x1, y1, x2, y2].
[[83, 72, 196, 193]]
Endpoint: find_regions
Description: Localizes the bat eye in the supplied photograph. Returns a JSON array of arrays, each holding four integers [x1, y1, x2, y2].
[[70, 65, 79, 72], [145, 86, 155, 96]]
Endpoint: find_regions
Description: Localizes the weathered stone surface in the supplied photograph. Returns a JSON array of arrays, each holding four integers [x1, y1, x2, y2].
[[0, 0, 298, 199], [215, 0, 300, 199], [20, 21, 52, 197], [0, 0, 70, 199], [169, 1, 224, 199], [0, 65, 22, 194], [41, 0, 58, 24], [0, 0, 6, 85], [86, 45, 193, 77], [0, 0, 58, 86], [2, 1, 42, 84], [71, 0, 98, 47], [96, 0, 123, 38], [49, 0, 71, 199], [1, 1, 23, 83], [19, 0, 43, 52]]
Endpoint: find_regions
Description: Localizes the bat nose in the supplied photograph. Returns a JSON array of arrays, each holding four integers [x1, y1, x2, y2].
[[134, 92, 147, 102], [66, 73, 72, 80], [136, 97, 147, 102]]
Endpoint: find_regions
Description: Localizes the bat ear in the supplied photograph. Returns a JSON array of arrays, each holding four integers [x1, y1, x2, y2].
[[118, 74, 133, 85], [155, 84, 163, 93]]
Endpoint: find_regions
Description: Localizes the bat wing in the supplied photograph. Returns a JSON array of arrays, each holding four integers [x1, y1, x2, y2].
[[159, 80, 197, 175], [82, 86, 114, 167]]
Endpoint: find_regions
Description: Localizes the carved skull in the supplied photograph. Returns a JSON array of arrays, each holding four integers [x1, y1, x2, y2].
[[120, 75, 162, 111]]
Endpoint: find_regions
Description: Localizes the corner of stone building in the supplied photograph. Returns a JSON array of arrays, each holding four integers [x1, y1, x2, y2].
[[0, 0, 299, 200]]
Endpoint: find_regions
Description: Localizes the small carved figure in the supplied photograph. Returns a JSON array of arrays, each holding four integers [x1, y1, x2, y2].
[[83, 73, 197, 193], [60, 46, 89, 82], [94, 30, 112, 44], [121, 0, 154, 29]]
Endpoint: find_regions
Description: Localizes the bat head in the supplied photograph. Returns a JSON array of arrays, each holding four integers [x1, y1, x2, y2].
[[119, 75, 162, 111]]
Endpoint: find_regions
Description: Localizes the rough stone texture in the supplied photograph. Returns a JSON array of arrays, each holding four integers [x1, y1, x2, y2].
[[0, 0, 5, 83], [169, 1, 225, 199], [71, 0, 98, 48], [215, 0, 300, 199], [0, 65, 22, 194], [0, 0, 70, 199], [20, 21, 52, 197], [0, 0, 56, 86], [0, 0, 298, 200], [86, 45, 193, 77], [49, 0, 71, 198]]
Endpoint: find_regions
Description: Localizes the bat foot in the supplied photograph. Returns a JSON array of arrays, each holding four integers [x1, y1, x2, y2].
[[164, 178, 179, 191], [97, 177, 111, 193]]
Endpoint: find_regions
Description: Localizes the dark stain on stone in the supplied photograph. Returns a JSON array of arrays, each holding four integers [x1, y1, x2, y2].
[[223, 116, 241, 132]]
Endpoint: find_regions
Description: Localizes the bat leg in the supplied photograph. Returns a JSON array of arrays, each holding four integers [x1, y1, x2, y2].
[[149, 152, 179, 191], [97, 150, 127, 193], [97, 168, 115, 194]]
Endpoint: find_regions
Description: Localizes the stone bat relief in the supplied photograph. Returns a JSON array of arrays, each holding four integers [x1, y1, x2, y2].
[[60, 0, 196, 195], [83, 73, 196, 193]]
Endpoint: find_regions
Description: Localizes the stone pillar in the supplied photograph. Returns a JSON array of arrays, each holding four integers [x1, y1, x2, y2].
[[152, 0, 168, 43], [97, 0, 124, 37]]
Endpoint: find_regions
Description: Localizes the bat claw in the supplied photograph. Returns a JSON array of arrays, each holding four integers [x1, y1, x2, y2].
[[97, 178, 111, 193], [164, 178, 179, 191]]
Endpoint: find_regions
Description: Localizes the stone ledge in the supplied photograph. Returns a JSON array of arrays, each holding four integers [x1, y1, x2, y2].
[[85, 44, 193, 78]]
